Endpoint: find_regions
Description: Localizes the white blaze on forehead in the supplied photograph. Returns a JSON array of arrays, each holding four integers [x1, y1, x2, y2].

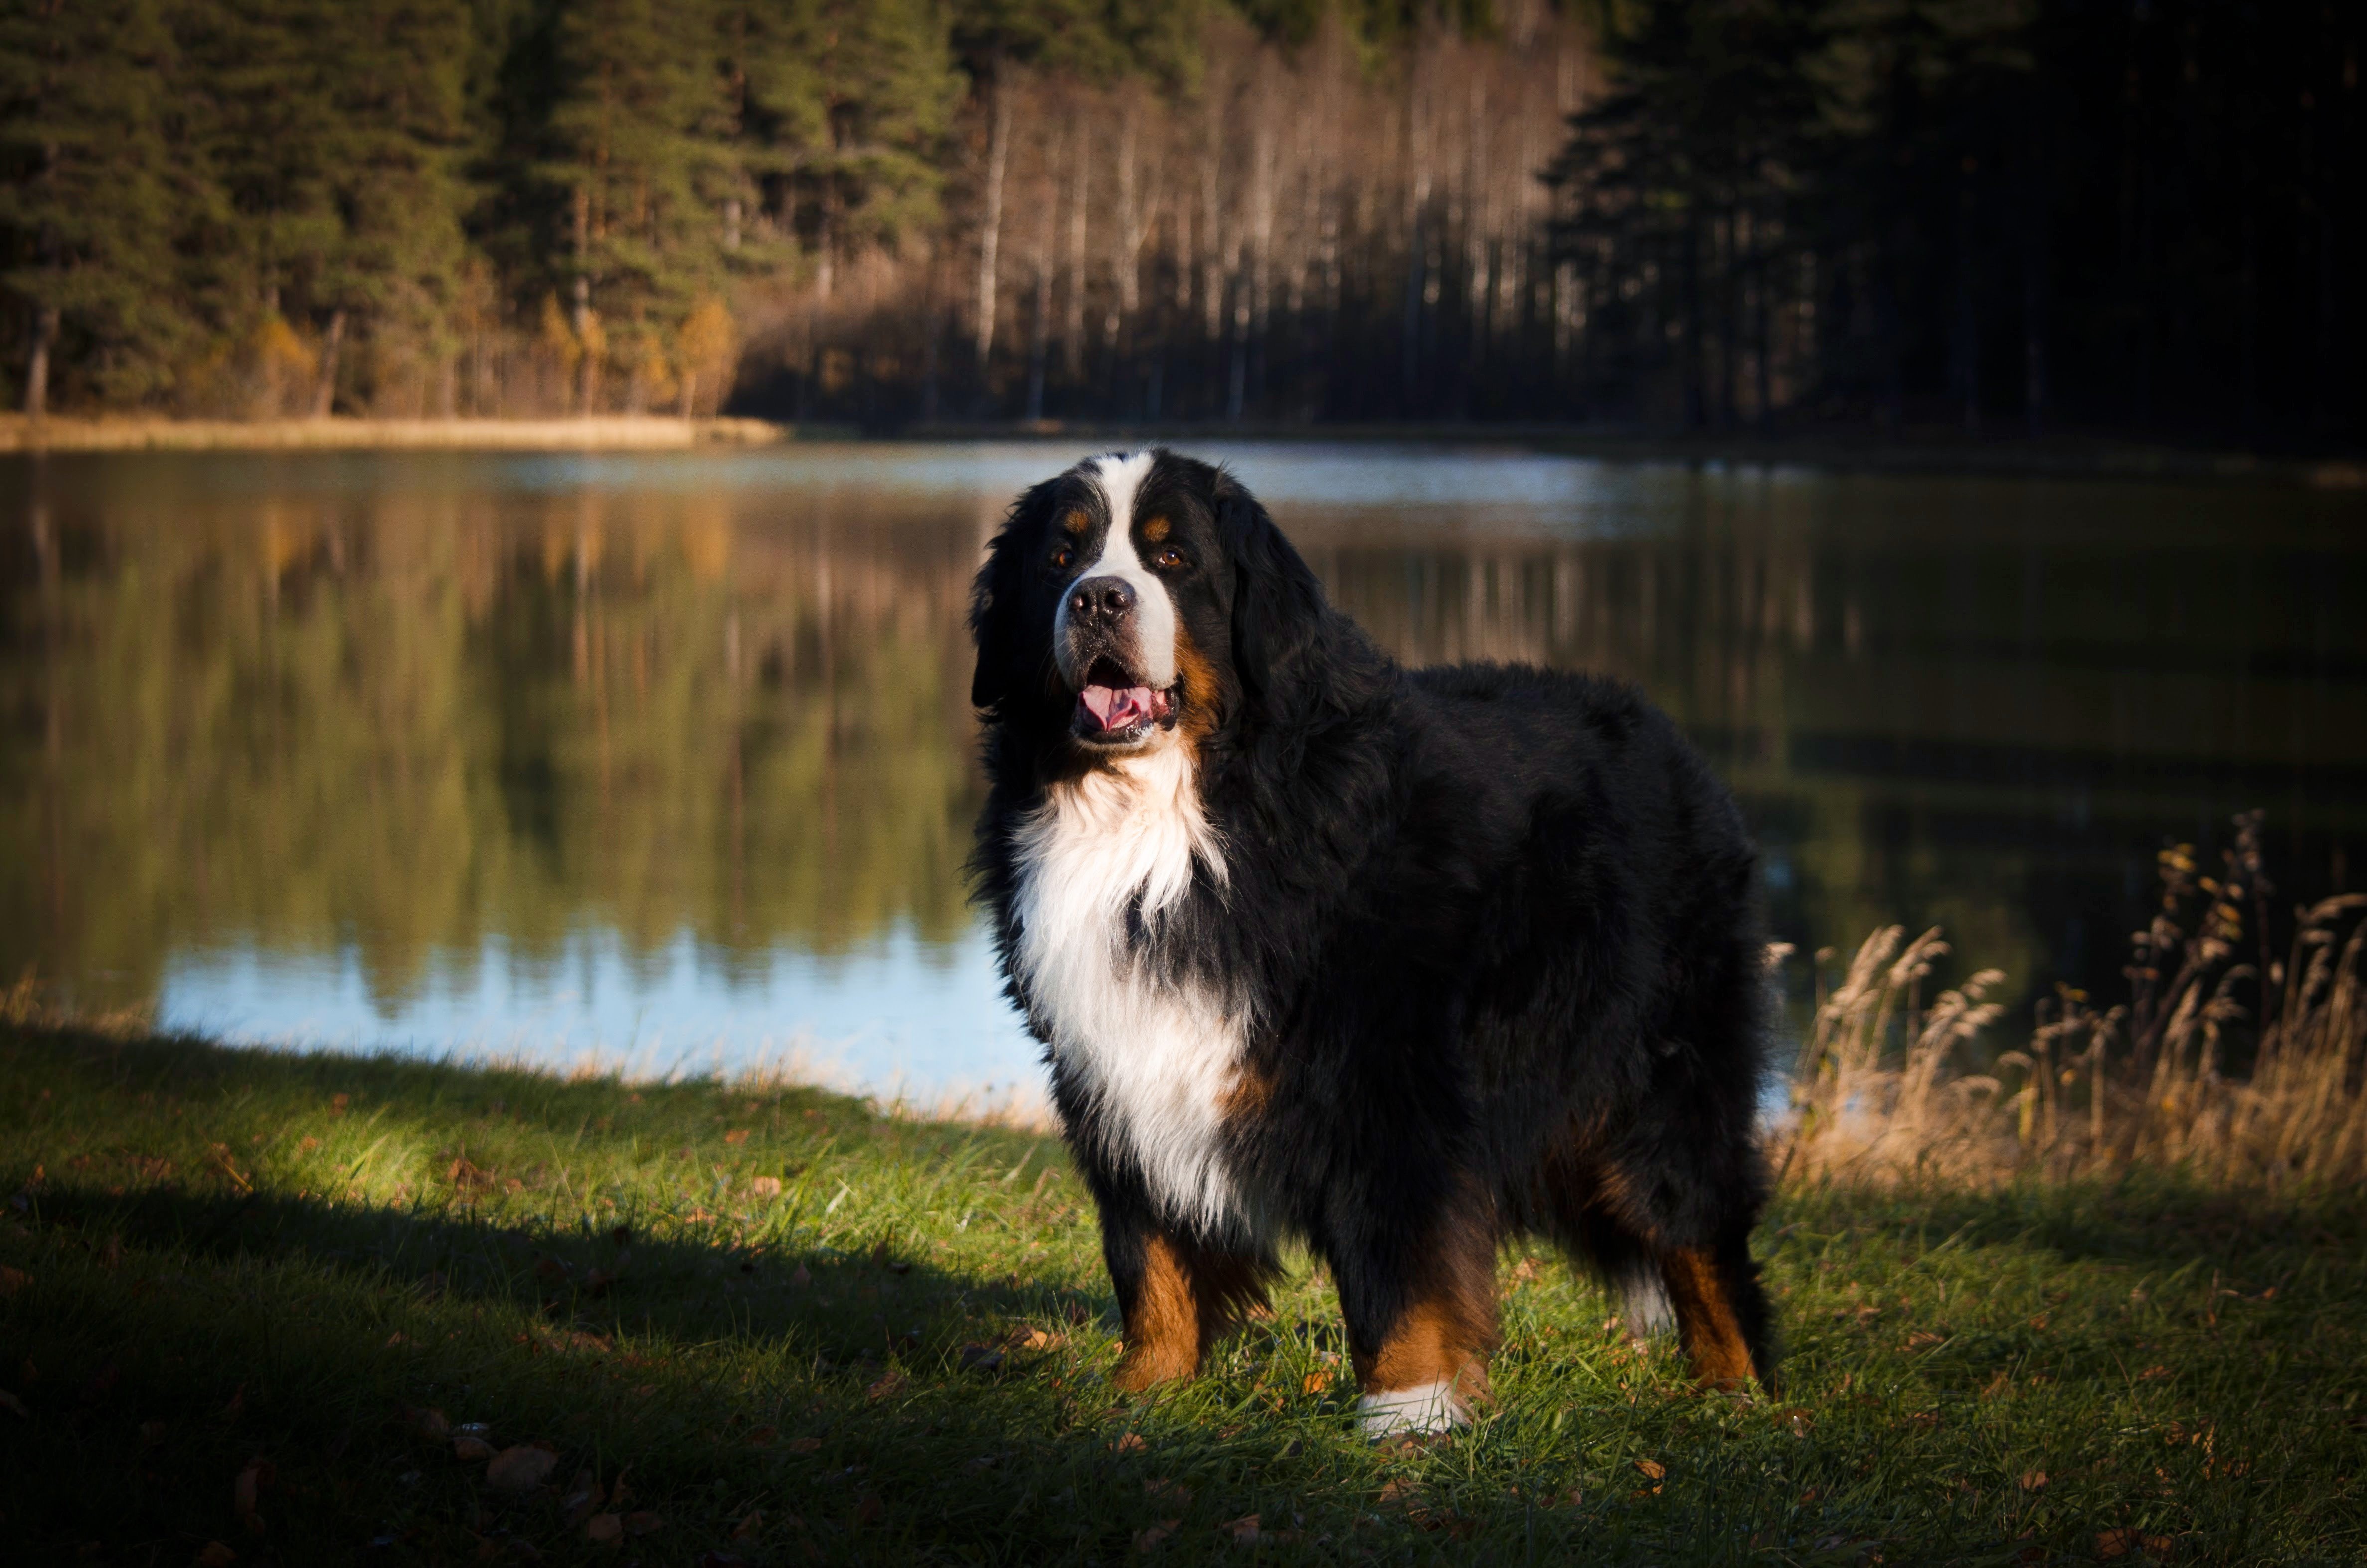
[[1051, 450, 1177, 689]]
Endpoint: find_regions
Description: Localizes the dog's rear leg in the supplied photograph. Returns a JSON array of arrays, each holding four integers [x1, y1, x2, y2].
[[1105, 1222, 1268, 1391], [1330, 1182, 1500, 1437], [1660, 1230, 1778, 1394]]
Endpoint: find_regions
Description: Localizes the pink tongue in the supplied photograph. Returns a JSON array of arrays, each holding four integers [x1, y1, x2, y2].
[[1081, 684, 1154, 731]]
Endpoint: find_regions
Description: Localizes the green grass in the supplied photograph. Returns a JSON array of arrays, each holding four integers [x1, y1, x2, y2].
[[1, 1024, 2361, 1566]]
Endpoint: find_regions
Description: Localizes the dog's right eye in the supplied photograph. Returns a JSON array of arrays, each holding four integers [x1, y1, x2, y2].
[[1047, 545, 1074, 571]]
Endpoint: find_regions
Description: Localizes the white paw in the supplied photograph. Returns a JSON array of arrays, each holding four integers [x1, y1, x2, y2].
[[1620, 1269, 1674, 1334], [1356, 1378, 1467, 1438]]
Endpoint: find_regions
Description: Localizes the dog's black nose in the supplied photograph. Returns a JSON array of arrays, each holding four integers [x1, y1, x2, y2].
[[1068, 575, 1136, 623]]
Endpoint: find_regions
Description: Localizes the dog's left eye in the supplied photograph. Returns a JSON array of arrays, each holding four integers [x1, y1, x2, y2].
[[1152, 546, 1186, 569], [1048, 545, 1074, 571]]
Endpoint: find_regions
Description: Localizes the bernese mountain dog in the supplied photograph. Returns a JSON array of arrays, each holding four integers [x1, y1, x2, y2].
[[968, 449, 1775, 1436]]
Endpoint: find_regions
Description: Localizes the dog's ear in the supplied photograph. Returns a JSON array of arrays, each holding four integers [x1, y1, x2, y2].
[[1217, 471, 1325, 708], [969, 478, 1058, 713]]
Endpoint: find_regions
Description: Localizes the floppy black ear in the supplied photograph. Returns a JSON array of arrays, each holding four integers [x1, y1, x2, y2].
[[1217, 472, 1326, 708], [969, 479, 1058, 713]]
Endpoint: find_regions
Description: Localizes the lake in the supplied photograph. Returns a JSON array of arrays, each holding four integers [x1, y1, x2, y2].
[[2, 444, 2360, 1111]]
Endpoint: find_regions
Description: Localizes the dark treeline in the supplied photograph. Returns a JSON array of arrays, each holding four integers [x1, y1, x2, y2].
[[1, 0, 2359, 444], [1553, 0, 2367, 445]]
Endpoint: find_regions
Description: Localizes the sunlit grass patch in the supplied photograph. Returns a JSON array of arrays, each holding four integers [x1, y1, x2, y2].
[[3, 1021, 2362, 1565]]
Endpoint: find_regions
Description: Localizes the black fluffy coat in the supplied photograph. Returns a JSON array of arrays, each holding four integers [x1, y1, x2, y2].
[[968, 451, 1775, 1390]]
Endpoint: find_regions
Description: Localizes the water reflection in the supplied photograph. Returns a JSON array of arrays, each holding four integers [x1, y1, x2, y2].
[[1, 447, 2360, 1103]]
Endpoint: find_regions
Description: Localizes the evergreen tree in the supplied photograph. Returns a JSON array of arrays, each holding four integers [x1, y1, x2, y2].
[[0, 0, 190, 412]]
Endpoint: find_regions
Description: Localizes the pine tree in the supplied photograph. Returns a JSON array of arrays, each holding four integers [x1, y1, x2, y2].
[[0, 0, 190, 413]]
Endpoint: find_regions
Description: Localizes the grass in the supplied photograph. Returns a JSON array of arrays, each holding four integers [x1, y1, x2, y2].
[[2, 1021, 2362, 1566]]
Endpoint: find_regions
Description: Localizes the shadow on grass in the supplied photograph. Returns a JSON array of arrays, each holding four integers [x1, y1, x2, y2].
[[6, 1022, 2366, 1566]]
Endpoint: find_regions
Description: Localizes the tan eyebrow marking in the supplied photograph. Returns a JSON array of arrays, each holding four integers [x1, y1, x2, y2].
[[1141, 515, 1171, 543], [1061, 510, 1090, 537]]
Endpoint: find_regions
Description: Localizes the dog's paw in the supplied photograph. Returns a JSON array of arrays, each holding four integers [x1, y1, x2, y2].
[[1356, 1378, 1469, 1439]]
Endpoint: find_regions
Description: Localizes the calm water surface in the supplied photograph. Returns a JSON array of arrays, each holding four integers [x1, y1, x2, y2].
[[3, 445, 2361, 1105]]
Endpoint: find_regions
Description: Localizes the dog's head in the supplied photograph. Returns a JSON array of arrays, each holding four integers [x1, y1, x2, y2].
[[969, 449, 1325, 763]]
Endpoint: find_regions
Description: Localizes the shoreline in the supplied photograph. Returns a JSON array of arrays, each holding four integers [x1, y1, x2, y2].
[[1, 411, 2361, 487]]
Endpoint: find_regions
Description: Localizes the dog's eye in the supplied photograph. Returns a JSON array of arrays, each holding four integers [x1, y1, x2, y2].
[[1047, 545, 1074, 571], [1152, 546, 1187, 569]]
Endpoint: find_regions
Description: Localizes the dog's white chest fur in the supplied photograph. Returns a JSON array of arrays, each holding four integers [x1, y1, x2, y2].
[[1011, 747, 1255, 1237]]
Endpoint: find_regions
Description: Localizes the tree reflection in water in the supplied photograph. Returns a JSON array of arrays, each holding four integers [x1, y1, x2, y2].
[[0, 449, 2360, 1096]]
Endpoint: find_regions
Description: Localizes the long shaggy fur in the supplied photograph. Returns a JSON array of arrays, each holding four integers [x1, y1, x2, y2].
[[969, 449, 1778, 1432]]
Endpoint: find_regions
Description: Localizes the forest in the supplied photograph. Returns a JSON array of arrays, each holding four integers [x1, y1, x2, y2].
[[1, 0, 2360, 444]]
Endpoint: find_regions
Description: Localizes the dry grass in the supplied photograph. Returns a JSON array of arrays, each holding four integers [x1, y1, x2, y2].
[[0, 413, 794, 451], [1784, 813, 2367, 1191]]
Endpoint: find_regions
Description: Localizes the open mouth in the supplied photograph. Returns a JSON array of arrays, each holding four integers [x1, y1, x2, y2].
[[1072, 657, 1179, 744]]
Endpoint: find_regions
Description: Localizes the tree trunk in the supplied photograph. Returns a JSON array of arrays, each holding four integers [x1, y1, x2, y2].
[[1027, 125, 1062, 421], [1063, 112, 1089, 381], [975, 70, 1013, 378], [312, 309, 347, 418], [573, 184, 596, 414], [23, 303, 57, 419]]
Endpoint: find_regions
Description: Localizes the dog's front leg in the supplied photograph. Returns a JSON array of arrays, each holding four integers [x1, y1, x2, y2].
[[1103, 1216, 1266, 1391], [1330, 1187, 1501, 1437]]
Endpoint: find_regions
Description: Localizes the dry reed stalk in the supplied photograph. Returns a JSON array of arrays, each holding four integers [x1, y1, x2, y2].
[[1783, 814, 2367, 1192]]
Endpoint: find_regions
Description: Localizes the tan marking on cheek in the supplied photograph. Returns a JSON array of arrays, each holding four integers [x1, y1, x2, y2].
[[1171, 622, 1221, 746], [1661, 1247, 1757, 1390], [1141, 515, 1171, 543]]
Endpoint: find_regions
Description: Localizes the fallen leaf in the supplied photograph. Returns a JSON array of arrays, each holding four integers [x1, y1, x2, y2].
[[1301, 1372, 1328, 1395], [750, 1176, 782, 1199], [730, 1510, 764, 1540], [724, 1129, 750, 1145], [1133, 1519, 1181, 1551], [2019, 1470, 2048, 1492], [745, 1425, 776, 1447], [1634, 1459, 1667, 1482], [2137, 1365, 2172, 1382], [233, 1457, 275, 1535], [1113, 1432, 1148, 1454], [1222, 1514, 1262, 1544], [486, 1442, 560, 1493], [623, 1512, 662, 1536], [852, 1493, 884, 1527], [1906, 1330, 1946, 1352], [585, 1514, 622, 1545], [193, 1543, 236, 1567], [1145, 1478, 1193, 1505], [0, 1388, 27, 1418], [864, 1372, 906, 1402], [407, 1406, 451, 1441], [454, 1436, 496, 1461], [2095, 1528, 2141, 1559], [787, 1436, 823, 1454], [0, 1266, 27, 1296]]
